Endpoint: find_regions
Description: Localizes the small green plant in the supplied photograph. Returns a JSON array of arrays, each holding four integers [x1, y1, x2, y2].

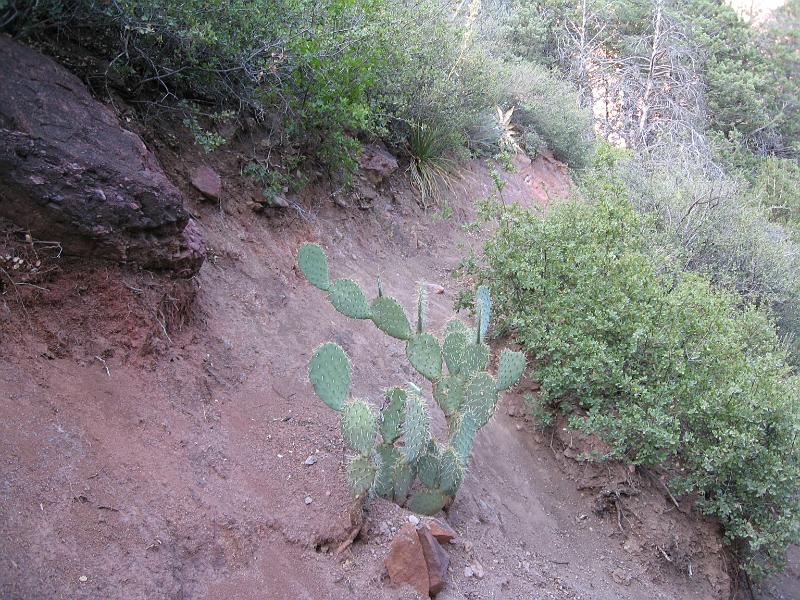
[[180, 104, 233, 153], [522, 393, 554, 430], [407, 121, 458, 208], [297, 242, 525, 515], [242, 162, 286, 205]]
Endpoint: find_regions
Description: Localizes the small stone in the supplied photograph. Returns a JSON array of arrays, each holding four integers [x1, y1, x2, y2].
[[464, 566, 474, 578], [79, 576, 88, 583], [469, 559, 485, 579], [304, 496, 313, 505], [190, 166, 222, 200], [385, 524, 430, 598], [418, 525, 450, 595], [271, 194, 290, 208], [425, 518, 457, 544], [304, 456, 317, 466], [408, 515, 420, 525]]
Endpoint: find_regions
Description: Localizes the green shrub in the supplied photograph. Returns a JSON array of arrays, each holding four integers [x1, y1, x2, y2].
[[470, 169, 800, 578], [500, 61, 593, 168], [406, 121, 458, 208], [755, 156, 800, 228], [5, 0, 500, 175], [614, 145, 800, 364]]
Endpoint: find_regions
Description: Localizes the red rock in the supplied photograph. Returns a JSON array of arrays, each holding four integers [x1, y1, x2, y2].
[[417, 525, 450, 595], [385, 523, 429, 598], [0, 36, 204, 276], [424, 518, 456, 544], [358, 142, 398, 186], [190, 166, 222, 200]]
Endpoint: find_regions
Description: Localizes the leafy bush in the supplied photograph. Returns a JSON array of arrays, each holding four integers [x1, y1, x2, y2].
[[755, 156, 800, 228], [469, 164, 800, 578], [500, 61, 593, 168], [614, 145, 800, 363], [4, 0, 501, 175]]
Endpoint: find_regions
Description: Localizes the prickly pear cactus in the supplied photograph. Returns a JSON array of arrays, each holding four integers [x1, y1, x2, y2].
[[298, 243, 526, 515]]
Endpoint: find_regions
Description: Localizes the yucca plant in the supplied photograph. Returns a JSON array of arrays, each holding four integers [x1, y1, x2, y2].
[[407, 121, 458, 209]]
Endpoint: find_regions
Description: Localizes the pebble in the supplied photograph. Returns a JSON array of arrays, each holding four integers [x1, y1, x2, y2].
[[408, 515, 420, 525], [79, 576, 88, 583], [464, 566, 474, 578], [304, 456, 317, 466], [304, 496, 313, 505]]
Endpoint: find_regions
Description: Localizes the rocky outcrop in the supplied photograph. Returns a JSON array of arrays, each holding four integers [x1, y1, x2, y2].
[[0, 35, 204, 276]]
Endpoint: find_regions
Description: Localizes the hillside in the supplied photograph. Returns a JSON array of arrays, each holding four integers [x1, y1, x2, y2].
[[1, 0, 799, 597], [2, 133, 738, 599]]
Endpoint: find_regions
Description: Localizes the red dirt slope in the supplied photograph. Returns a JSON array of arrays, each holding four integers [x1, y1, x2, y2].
[[1, 149, 732, 600]]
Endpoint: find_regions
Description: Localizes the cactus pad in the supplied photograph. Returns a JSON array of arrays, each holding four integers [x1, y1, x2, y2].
[[462, 342, 490, 376], [298, 242, 329, 290], [439, 447, 465, 495], [401, 389, 430, 463], [328, 278, 371, 319], [407, 488, 447, 515], [380, 387, 406, 443], [476, 285, 491, 342], [465, 372, 498, 428], [308, 342, 350, 411], [417, 449, 441, 488], [442, 330, 467, 376], [393, 461, 415, 502], [374, 445, 400, 498], [346, 455, 377, 496], [406, 333, 443, 381], [342, 399, 377, 455], [416, 286, 426, 334], [370, 296, 412, 340], [445, 318, 467, 335], [450, 412, 477, 461], [497, 348, 526, 391], [433, 376, 465, 415]]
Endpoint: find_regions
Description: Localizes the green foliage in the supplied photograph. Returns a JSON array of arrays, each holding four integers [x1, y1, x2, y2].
[[8, 0, 503, 175], [242, 162, 288, 206], [406, 121, 458, 208], [612, 143, 800, 365], [755, 156, 800, 228], [182, 108, 229, 153], [298, 243, 525, 515], [500, 62, 593, 168], [472, 189, 800, 578]]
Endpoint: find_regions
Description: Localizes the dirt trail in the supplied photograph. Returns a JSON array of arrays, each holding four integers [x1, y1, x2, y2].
[[0, 149, 734, 600]]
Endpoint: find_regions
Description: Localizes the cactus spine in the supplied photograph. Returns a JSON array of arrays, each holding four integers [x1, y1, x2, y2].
[[298, 243, 526, 514]]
